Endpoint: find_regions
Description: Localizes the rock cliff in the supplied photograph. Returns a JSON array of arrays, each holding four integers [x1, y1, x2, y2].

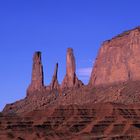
[[90, 27, 140, 86]]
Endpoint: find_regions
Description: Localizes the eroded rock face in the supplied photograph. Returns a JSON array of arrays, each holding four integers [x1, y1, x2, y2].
[[61, 48, 83, 89], [50, 63, 59, 90], [27, 51, 44, 95], [90, 27, 140, 86], [2, 103, 140, 140]]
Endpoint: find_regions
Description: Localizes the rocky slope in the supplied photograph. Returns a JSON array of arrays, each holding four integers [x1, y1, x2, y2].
[[1, 103, 140, 140], [3, 80, 140, 115]]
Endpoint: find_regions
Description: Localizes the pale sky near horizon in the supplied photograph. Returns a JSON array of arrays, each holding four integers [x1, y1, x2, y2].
[[0, 0, 140, 110]]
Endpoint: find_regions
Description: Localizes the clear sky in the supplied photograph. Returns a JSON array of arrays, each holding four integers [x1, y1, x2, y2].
[[0, 0, 140, 111]]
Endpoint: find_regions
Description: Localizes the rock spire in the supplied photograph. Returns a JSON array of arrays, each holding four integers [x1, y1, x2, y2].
[[61, 48, 83, 89], [50, 63, 59, 90], [27, 51, 44, 95]]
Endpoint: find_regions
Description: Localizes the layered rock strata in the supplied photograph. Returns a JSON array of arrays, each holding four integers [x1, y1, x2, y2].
[[1, 103, 140, 140]]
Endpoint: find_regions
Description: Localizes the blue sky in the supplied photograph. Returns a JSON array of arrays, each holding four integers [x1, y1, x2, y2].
[[0, 0, 140, 110]]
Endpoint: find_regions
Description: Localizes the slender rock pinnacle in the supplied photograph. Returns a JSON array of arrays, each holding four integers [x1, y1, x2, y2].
[[61, 48, 83, 89], [50, 63, 59, 90], [27, 51, 44, 95]]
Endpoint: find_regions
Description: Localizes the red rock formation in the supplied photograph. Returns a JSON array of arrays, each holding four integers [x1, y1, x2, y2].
[[61, 48, 83, 89], [27, 51, 44, 95], [4, 26, 140, 139], [90, 27, 140, 86], [2, 103, 140, 139], [50, 63, 59, 90]]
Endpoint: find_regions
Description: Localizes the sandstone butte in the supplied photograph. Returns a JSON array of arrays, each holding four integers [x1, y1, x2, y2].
[[1, 27, 140, 140], [90, 27, 140, 86]]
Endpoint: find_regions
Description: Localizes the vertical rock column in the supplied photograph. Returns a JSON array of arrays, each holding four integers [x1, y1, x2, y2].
[[50, 63, 59, 90], [61, 48, 83, 89], [27, 51, 44, 95]]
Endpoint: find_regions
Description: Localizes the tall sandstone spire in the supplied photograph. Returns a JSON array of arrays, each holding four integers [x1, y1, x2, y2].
[[50, 63, 59, 90], [89, 27, 140, 86], [61, 48, 83, 89], [27, 51, 44, 95]]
